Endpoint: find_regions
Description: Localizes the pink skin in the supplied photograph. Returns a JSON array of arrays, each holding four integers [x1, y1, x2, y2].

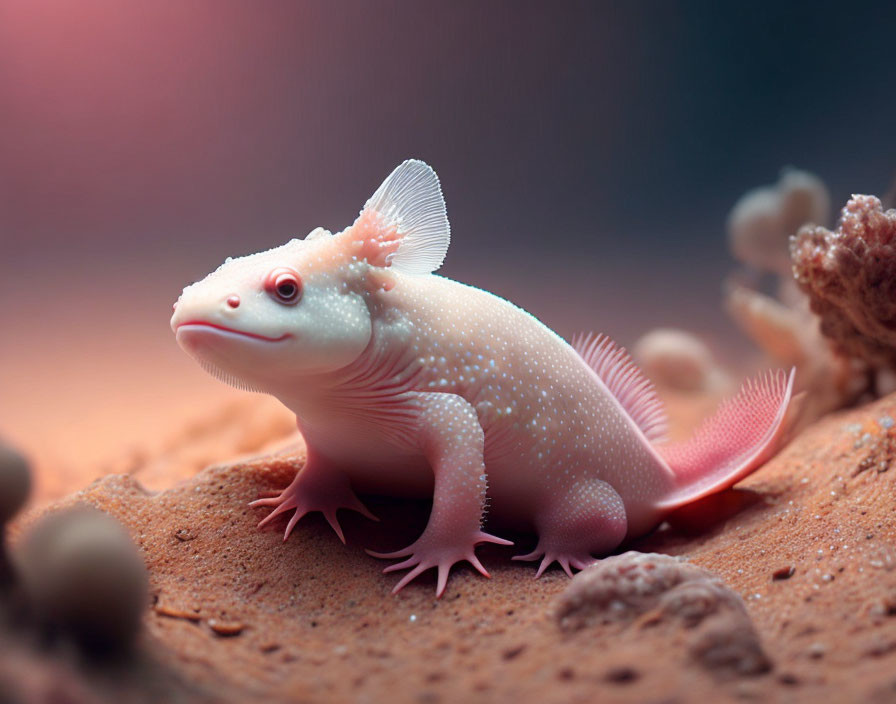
[[171, 160, 796, 598]]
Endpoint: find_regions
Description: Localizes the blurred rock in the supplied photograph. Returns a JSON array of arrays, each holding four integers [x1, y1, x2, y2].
[[728, 168, 830, 275], [0, 643, 101, 704], [555, 551, 738, 629], [724, 281, 868, 423], [0, 442, 31, 526], [16, 506, 149, 654], [0, 441, 31, 586], [555, 552, 770, 677], [633, 329, 727, 392], [689, 618, 772, 677], [724, 170, 874, 422]]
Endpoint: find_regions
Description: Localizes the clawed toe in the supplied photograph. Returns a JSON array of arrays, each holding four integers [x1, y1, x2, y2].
[[346, 498, 379, 523], [569, 556, 598, 571], [249, 495, 282, 508], [393, 563, 432, 594], [467, 553, 490, 578], [512, 549, 541, 563], [381, 556, 418, 573], [514, 546, 595, 578], [283, 507, 307, 540], [475, 530, 514, 547], [256, 500, 295, 528], [365, 546, 413, 560]]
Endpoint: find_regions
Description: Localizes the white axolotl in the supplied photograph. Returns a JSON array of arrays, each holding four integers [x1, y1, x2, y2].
[[171, 160, 795, 597]]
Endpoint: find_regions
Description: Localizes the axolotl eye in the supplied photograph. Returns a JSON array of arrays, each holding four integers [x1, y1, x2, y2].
[[264, 267, 303, 305]]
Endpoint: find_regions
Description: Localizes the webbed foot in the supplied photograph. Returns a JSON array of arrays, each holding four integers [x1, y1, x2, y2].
[[250, 465, 377, 543], [367, 529, 512, 598], [512, 546, 598, 578], [512, 478, 627, 578]]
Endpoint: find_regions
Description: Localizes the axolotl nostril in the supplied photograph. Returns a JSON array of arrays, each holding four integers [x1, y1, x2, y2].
[[171, 160, 795, 597]]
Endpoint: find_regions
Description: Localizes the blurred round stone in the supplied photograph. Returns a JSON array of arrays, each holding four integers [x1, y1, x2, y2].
[[0, 442, 31, 525], [17, 505, 149, 653], [727, 168, 830, 274], [633, 328, 718, 392]]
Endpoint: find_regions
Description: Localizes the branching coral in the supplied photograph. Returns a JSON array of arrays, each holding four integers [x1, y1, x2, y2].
[[634, 169, 893, 420], [722, 169, 877, 421], [636, 169, 838, 404], [791, 195, 896, 371]]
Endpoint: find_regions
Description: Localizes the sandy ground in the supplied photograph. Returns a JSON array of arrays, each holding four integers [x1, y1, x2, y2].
[[4, 385, 896, 703]]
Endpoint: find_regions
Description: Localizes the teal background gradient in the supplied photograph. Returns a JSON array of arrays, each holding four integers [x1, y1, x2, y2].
[[1, 0, 894, 486]]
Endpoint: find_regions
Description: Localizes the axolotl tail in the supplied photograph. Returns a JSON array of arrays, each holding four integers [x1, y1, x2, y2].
[[655, 368, 796, 510]]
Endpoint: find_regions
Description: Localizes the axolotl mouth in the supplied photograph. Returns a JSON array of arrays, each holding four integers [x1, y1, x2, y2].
[[175, 321, 292, 343]]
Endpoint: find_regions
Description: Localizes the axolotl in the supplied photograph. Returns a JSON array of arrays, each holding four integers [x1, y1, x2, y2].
[[171, 160, 795, 597]]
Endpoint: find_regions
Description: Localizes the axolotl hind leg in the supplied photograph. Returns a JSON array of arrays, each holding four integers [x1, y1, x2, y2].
[[250, 452, 378, 544], [513, 478, 627, 577], [366, 392, 513, 597]]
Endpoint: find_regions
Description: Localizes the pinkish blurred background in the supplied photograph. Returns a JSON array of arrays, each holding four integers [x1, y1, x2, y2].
[[1, 0, 894, 494]]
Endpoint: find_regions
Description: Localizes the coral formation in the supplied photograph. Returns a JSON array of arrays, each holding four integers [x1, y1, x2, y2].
[[655, 169, 896, 424], [724, 280, 865, 421], [791, 195, 896, 372], [723, 169, 872, 421]]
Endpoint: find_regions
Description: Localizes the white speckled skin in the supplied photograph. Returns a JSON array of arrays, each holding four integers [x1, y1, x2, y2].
[[172, 160, 794, 596]]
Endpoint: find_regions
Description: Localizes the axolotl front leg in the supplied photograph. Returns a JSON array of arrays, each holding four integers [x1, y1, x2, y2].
[[250, 448, 378, 544], [367, 392, 513, 597]]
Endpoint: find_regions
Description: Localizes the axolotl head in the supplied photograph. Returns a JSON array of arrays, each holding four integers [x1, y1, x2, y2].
[[170, 159, 450, 392], [170, 229, 375, 390]]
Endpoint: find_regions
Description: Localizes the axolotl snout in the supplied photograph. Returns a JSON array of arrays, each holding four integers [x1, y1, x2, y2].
[[171, 160, 794, 597]]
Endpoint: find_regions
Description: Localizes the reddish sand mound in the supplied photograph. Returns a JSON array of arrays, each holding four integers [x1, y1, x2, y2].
[[11, 391, 895, 703]]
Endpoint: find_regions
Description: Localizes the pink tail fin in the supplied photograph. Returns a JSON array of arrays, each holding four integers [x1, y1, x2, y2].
[[656, 368, 795, 510]]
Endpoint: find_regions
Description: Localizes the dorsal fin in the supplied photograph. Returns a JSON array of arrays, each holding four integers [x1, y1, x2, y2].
[[362, 159, 450, 275], [571, 332, 668, 443]]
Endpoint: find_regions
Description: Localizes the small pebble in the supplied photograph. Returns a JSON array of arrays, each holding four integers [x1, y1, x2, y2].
[[208, 619, 244, 636], [154, 604, 202, 622], [0, 442, 31, 525], [16, 505, 149, 653], [501, 644, 526, 660], [632, 328, 720, 391], [604, 665, 639, 684], [773, 566, 796, 581], [807, 642, 827, 659]]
